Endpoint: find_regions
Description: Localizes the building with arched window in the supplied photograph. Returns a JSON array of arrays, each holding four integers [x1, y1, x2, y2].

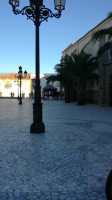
[[62, 17, 112, 106]]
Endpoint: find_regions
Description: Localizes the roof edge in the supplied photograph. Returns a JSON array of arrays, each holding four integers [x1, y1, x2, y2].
[[62, 16, 111, 54]]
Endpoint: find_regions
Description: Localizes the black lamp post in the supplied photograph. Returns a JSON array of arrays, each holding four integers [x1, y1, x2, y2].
[[17, 80, 19, 100], [18, 66, 27, 105], [9, 0, 66, 133]]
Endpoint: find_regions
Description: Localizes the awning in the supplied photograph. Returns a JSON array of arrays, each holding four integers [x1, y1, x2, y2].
[[43, 84, 57, 90]]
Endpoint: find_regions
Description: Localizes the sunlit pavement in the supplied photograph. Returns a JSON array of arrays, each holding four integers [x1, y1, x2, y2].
[[0, 99, 112, 200]]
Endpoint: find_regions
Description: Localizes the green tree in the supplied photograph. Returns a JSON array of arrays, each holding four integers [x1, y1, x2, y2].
[[71, 50, 98, 105], [47, 51, 98, 105], [47, 55, 74, 103]]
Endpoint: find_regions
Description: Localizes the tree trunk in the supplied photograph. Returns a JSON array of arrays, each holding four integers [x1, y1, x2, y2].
[[77, 83, 86, 105], [70, 85, 77, 102], [64, 87, 70, 103]]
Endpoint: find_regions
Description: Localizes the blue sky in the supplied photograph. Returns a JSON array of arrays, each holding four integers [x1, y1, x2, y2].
[[0, 0, 112, 74]]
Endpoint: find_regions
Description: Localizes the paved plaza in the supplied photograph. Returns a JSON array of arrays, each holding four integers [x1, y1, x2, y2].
[[0, 99, 112, 200]]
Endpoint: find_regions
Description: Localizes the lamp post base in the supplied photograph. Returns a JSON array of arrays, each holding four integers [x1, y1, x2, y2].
[[30, 122, 45, 133], [19, 101, 22, 104]]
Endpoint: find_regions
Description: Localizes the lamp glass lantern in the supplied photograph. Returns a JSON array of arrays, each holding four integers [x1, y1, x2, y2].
[[9, 0, 19, 7], [24, 70, 27, 77], [54, 0, 66, 10], [18, 66, 23, 76]]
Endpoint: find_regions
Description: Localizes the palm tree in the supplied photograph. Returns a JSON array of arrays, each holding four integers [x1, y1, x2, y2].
[[46, 73, 64, 99], [47, 51, 98, 105], [92, 13, 112, 57], [47, 55, 74, 103], [71, 50, 98, 105]]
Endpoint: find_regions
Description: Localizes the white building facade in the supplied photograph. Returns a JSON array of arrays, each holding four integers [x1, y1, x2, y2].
[[0, 73, 31, 98], [31, 73, 61, 98]]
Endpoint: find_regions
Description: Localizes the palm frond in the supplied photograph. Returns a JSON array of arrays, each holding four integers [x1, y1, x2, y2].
[[108, 12, 112, 18], [46, 75, 58, 84], [97, 42, 112, 57], [71, 50, 98, 83], [92, 27, 112, 41]]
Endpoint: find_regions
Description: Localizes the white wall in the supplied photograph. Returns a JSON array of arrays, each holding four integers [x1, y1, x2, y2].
[[0, 80, 30, 98], [31, 73, 61, 96]]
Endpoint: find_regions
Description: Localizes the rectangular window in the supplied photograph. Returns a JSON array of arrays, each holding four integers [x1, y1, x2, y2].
[[4, 81, 12, 89], [105, 49, 112, 61]]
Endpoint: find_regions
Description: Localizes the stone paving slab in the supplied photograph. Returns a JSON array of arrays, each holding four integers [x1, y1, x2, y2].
[[0, 99, 112, 199]]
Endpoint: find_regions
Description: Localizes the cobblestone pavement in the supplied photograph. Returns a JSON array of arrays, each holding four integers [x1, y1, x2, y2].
[[0, 99, 112, 200]]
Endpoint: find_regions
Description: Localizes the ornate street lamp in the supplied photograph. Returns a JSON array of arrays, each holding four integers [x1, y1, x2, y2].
[[9, 0, 66, 133], [55, 0, 66, 10], [17, 80, 19, 100], [18, 66, 27, 105]]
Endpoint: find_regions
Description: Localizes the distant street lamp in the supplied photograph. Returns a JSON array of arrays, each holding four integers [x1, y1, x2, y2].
[[17, 80, 19, 100], [17, 66, 27, 105], [9, 0, 66, 133]]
